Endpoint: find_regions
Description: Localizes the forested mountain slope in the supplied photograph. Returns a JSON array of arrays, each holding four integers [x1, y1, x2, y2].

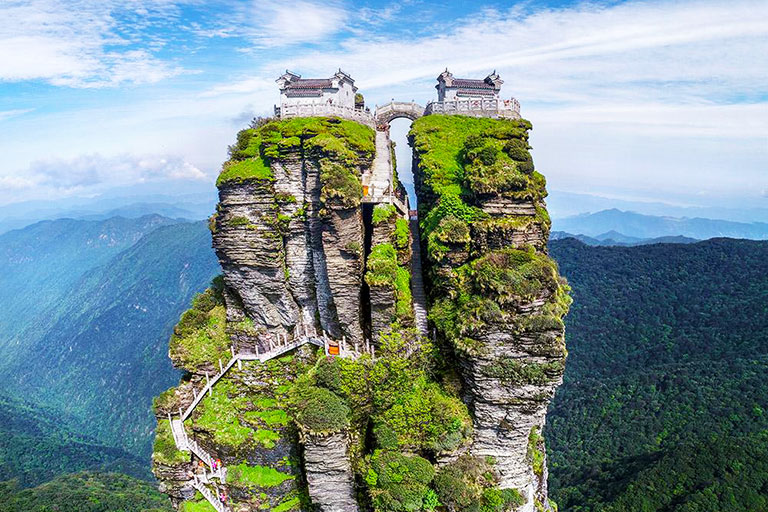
[[0, 472, 172, 512], [0, 215, 179, 351], [0, 392, 150, 488], [547, 238, 768, 511], [0, 218, 219, 463]]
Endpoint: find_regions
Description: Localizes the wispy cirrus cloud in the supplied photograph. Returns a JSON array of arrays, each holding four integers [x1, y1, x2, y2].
[[0, 0, 187, 87], [0, 109, 33, 122]]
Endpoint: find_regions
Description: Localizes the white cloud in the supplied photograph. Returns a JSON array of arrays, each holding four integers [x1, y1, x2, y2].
[[244, 0, 348, 47], [9, 153, 209, 200], [0, 0, 185, 87], [0, 109, 33, 122], [278, 0, 768, 105]]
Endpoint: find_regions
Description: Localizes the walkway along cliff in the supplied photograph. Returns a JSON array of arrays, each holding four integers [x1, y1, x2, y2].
[[151, 70, 570, 512]]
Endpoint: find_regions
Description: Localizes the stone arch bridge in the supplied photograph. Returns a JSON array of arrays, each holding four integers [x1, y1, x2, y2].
[[374, 101, 425, 129]]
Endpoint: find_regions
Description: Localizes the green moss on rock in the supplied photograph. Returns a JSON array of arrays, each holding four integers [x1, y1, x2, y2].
[[218, 117, 374, 187], [168, 280, 231, 371], [152, 419, 189, 466], [228, 462, 294, 488]]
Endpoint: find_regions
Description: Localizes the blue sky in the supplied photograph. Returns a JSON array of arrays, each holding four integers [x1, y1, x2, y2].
[[1, 0, 766, 214]]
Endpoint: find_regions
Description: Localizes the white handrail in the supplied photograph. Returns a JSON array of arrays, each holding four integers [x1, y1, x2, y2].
[[170, 331, 362, 511]]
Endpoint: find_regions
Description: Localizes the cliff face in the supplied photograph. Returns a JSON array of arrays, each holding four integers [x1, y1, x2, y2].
[[410, 115, 570, 512], [152, 114, 568, 512]]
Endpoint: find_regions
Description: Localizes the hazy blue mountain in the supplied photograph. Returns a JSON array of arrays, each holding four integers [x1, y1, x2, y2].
[[547, 190, 768, 223], [0, 218, 219, 456], [0, 187, 216, 234], [550, 230, 698, 246], [553, 208, 768, 240], [0, 215, 181, 350]]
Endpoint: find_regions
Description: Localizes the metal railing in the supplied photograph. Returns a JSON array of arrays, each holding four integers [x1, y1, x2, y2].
[[168, 326, 372, 511]]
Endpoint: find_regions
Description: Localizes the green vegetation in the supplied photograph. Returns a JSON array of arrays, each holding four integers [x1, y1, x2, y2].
[[429, 246, 570, 355], [0, 390, 153, 488], [366, 243, 399, 286], [219, 116, 374, 187], [272, 496, 301, 512], [320, 161, 362, 209], [484, 357, 565, 385], [228, 462, 293, 488], [288, 382, 350, 434], [0, 472, 173, 512], [192, 379, 254, 447], [527, 427, 545, 478], [168, 279, 231, 371], [432, 455, 524, 512], [394, 267, 412, 319], [375, 378, 471, 453], [217, 158, 273, 186], [245, 409, 289, 427], [393, 218, 409, 251], [152, 420, 189, 466], [181, 497, 216, 512], [365, 243, 414, 322], [409, 115, 550, 265], [0, 218, 219, 462], [373, 203, 396, 224], [547, 238, 768, 511], [364, 450, 435, 512]]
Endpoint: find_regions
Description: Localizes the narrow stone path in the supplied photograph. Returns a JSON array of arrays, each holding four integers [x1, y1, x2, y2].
[[168, 329, 362, 512], [370, 130, 393, 197], [409, 218, 429, 337], [362, 130, 408, 215]]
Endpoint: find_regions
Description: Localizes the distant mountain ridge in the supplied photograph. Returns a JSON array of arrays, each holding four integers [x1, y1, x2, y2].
[[0, 216, 219, 459], [0, 189, 216, 234], [551, 230, 699, 246], [553, 208, 768, 240]]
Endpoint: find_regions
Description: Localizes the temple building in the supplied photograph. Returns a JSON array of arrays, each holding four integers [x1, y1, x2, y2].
[[276, 69, 358, 109], [435, 69, 504, 101]]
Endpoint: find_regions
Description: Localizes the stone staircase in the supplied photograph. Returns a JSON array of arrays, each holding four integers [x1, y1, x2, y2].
[[409, 218, 429, 337], [362, 130, 408, 215], [167, 328, 363, 512]]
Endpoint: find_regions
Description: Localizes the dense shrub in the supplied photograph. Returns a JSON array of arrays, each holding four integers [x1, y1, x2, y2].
[[365, 450, 435, 512], [320, 161, 362, 209], [373, 204, 396, 224], [433, 455, 523, 512], [366, 244, 399, 287], [289, 384, 350, 434]]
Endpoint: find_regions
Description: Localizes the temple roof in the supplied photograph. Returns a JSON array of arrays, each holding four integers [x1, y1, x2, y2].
[[285, 78, 334, 90], [285, 88, 324, 97], [452, 78, 496, 90]]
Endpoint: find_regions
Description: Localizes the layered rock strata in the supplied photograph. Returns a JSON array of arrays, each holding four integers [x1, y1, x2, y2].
[[302, 431, 359, 512], [153, 114, 567, 512], [410, 115, 570, 512]]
